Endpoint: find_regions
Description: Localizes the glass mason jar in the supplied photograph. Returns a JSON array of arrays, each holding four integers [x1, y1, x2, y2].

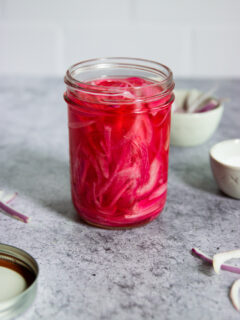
[[64, 58, 174, 228]]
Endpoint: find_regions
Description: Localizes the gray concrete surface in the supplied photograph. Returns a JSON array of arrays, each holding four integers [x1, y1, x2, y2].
[[0, 77, 240, 320]]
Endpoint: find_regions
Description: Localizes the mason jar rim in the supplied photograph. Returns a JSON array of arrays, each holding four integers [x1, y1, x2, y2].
[[64, 57, 174, 95]]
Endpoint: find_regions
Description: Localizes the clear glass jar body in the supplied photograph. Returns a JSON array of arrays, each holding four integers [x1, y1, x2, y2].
[[64, 58, 174, 228]]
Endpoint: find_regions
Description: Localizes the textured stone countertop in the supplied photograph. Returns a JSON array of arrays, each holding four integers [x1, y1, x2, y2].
[[1, 77, 240, 320]]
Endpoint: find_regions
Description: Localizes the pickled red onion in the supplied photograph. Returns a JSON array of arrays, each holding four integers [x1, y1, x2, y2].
[[67, 77, 172, 227]]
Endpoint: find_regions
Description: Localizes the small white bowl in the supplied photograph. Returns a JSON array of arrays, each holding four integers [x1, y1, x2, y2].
[[170, 89, 224, 147], [210, 139, 240, 199]]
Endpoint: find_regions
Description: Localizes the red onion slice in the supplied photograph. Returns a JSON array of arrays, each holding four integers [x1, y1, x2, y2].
[[0, 191, 30, 223], [192, 248, 240, 274], [3, 192, 18, 204], [213, 250, 240, 274], [0, 201, 30, 223], [230, 279, 240, 311]]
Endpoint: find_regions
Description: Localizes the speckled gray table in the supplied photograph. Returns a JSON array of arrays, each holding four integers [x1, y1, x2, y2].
[[1, 77, 240, 320]]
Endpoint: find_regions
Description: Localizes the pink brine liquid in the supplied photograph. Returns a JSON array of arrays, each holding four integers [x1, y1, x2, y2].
[[65, 77, 173, 228]]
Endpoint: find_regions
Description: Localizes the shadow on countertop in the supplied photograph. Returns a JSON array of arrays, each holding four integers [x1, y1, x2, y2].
[[2, 146, 229, 225], [1, 148, 83, 223], [169, 148, 226, 198]]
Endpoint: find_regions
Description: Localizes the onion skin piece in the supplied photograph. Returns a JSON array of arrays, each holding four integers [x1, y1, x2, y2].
[[230, 279, 240, 311], [192, 248, 213, 264], [0, 190, 18, 204], [3, 192, 18, 204], [0, 191, 29, 223], [213, 250, 240, 275], [0, 201, 29, 223], [192, 248, 240, 275], [196, 101, 218, 113]]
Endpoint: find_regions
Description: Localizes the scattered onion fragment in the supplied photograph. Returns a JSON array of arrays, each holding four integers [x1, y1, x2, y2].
[[2, 191, 18, 204], [0, 190, 29, 223], [196, 101, 219, 113], [192, 248, 213, 264], [192, 248, 240, 274], [230, 279, 240, 311], [192, 248, 240, 312], [213, 250, 240, 275]]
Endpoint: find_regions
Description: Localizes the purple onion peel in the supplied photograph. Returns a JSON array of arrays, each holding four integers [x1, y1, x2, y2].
[[196, 102, 218, 113], [0, 191, 30, 223], [192, 248, 240, 274], [4, 192, 18, 204]]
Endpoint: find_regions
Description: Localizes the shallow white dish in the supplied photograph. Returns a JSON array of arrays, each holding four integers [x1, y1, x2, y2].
[[210, 139, 240, 199], [170, 89, 224, 147]]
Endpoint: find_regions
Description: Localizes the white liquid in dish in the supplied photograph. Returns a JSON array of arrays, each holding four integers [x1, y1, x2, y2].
[[225, 156, 240, 167], [0, 266, 27, 301]]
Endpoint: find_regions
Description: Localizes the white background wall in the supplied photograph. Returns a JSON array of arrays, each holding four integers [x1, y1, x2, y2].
[[1, 0, 240, 78]]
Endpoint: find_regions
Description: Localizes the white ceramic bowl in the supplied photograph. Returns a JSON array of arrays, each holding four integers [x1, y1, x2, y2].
[[210, 139, 240, 199], [170, 89, 224, 147]]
